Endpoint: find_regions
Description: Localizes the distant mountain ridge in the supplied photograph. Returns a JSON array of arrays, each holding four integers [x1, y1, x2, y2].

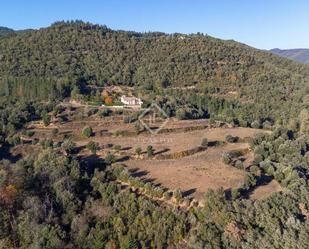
[[0, 26, 15, 37], [270, 48, 309, 64]]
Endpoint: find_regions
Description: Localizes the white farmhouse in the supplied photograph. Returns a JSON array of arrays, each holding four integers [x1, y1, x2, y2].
[[120, 95, 143, 106]]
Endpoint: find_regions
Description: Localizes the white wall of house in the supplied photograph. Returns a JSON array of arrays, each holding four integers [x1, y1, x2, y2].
[[120, 95, 143, 106]]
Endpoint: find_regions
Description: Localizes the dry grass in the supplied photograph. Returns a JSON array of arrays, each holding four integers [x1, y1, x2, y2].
[[249, 180, 282, 200], [25, 113, 279, 201]]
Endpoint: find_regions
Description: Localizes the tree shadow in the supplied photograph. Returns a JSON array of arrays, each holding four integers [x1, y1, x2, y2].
[[121, 146, 132, 151], [116, 156, 130, 163], [242, 174, 274, 199], [182, 188, 196, 198], [78, 154, 106, 175], [143, 178, 157, 183], [0, 145, 22, 163], [75, 145, 86, 153], [60, 130, 72, 136], [225, 188, 232, 200], [154, 148, 170, 156], [208, 140, 224, 147], [130, 169, 149, 178]]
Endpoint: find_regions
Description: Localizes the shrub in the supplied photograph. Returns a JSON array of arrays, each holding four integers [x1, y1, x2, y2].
[[201, 138, 208, 148], [40, 139, 53, 149], [7, 136, 21, 146], [243, 173, 257, 189], [173, 188, 183, 203], [234, 160, 244, 169], [251, 120, 261, 129], [249, 165, 261, 176], [135, 147, 142, 155], [82, 126, 93, 138], [262, 120, 272, 129], [176, 108, 188, 120], [113, 144, 122, 152], [113, 164, 126, 178], [22, 130, 35, 137], [105, 153, 116, 165], [42, 113, 51, 127], [225, 134, 239, 143], [231, 188, 240, 200], [222, 153, 232, 165], [61, 139, 75, 154], [147, 145, 154, 157], [253, 154, 263, 164], [87, 141, 99, 154], [163, 191, 170, 200]]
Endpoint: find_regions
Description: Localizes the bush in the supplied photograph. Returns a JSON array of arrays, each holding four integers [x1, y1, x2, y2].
[[225, 134, 239, 143], [222, 153, 232, 165], [176, 108, 188, 120], [87, 141, 99, 154], [40, 139, 53, 149], [173, 188, 183, 203], [135, 147, 142, 155], [251, 120, 261, 129], [22, 130, 35, 137], [234, 160, 244, 169], [61, 139, 75, 154], [231, 188, 239, 200], [42, 113, 51, 127], [7, 136, 21, 146], [105, 153, 116, 165], [82, 126, 93, 138], [147, 145, 154, 157], [262, 120, 272, 129], [243, 173, 257, 189], [201, 138, 208, 148], [113, 144, 122, 151], [250, 165, 261, 176]]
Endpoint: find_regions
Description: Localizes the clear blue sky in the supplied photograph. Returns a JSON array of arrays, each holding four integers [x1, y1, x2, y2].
[[1, 0, 308, 49]]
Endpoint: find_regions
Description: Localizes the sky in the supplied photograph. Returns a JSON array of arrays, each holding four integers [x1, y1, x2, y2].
[[1, 0, 308, 49]]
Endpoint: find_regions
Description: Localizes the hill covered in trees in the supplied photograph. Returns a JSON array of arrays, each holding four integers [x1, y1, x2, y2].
[[0, 21, 309, 249], [0, 26, 15, 37], [270, 48, 309, 64], [0, 21, 308, 125]]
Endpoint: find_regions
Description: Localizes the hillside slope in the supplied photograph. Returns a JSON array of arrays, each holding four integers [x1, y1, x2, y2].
[[0, 26, 15, 37], [270, 48, 309, 64], [0, 21, 308, 122]]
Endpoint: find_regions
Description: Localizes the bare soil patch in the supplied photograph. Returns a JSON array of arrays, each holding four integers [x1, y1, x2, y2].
[[249, 180, 282, 200]]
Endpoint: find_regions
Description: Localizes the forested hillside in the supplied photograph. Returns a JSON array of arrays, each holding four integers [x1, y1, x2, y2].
[[0, 21, 308, 124], [0, 27, 15, 37], [270, 48, 309, 64], [0, 21, 309, 249]]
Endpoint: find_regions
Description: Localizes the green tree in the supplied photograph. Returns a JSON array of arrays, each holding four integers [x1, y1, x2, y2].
[[147, 145, 154, 157], [82, 126, 93, 138], [87, 141, 99, 154], [42, 113, 51, 127], [135, 147, 142, 155]]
